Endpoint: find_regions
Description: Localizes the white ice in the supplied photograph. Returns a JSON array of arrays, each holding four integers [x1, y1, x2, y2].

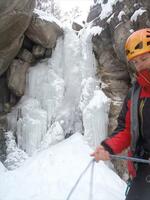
[[0, 133, 126, 200]]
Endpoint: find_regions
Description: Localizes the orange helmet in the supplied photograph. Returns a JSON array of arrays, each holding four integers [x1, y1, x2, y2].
[[125, 28, 150, 61]]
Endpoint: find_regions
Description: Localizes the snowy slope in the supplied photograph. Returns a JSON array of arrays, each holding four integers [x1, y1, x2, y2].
[[0, 133, 126, 200]]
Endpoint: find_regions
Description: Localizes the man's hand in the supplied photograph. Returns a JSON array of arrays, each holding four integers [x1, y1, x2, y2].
[[90, 145, 110, 162]]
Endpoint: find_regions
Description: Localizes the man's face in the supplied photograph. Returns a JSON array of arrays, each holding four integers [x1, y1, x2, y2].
[[130, 53, 150, 72]]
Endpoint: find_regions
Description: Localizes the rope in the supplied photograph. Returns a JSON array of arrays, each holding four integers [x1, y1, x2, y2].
[[66, 158, 95, 200], [110, 154, 150, 164], [89, 158, 95, 200]]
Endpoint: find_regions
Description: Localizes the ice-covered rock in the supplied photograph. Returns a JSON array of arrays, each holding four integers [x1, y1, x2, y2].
[[0, 162, 7, 174], [4, 131, 28, 170], [83, 90, 110, 148]]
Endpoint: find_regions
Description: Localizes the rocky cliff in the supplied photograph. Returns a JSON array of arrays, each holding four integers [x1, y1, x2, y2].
[[87, 0, 150, 178], [88, 0, 150, 133], [0, 0, 63, 162]]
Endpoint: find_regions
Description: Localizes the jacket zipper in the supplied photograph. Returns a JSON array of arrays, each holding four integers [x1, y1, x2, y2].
[[139, 98, 147, 137]]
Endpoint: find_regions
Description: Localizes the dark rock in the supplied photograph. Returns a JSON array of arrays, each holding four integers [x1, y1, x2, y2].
[[0, 0, 35, 76], [87, 4, 102, 23], [17, 49, 34, 64], [45, 48, 52, 58], [32, 45, 46, 59], [7, 59, 30, 97], [0, 74, 10, 113], [22, 36, 34, 52], [0, 114, 7, 162], [26, 10, 64, 49], [72, 22, 83, 31]]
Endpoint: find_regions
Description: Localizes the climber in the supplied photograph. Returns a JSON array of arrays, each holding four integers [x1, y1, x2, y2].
[[91, 28, 150, 200]]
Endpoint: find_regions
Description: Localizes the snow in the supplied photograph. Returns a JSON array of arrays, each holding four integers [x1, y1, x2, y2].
[[93, 0, 123, 20], [0, 133, 126, 200], [89, 26, 103, 36], [79, 77, 97, 111], [4, 131, 28, 170], [34, 8, 63, 28], [130, 8, 147, 22], [40, 121, 64, 150], [118, 10, 126, 21], [73, 17, 85, 27], [107, 13, 115, 23], [0, 162, 7, 174]]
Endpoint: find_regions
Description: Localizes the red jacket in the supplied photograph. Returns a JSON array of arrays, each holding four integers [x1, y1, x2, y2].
[[101, 81, 150, 155]]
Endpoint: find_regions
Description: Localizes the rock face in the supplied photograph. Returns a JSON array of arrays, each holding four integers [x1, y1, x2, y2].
[[0, 115, 7, 162], [26, 10, 63, 49], [0, 6, 64, 101], [0, 75, 10, 113], [88, 0, 150, 133], [0, 2, 64, 162], [8, 60, 30, 97], [72, 22, 83, 31], [0, 0, 35, 76], [88, 0, 150, 178]]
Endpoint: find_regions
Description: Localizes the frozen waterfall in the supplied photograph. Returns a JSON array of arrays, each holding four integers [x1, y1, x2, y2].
[[7, 27, 110, 160], [0, 25, 127, 200]]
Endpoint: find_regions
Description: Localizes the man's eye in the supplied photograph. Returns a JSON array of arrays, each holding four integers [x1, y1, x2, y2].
[[132, 61, 137, 64]]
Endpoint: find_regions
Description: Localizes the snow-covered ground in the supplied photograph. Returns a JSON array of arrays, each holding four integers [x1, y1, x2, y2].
[[0, 24, 127, 199], [0, 133, 126, 200]]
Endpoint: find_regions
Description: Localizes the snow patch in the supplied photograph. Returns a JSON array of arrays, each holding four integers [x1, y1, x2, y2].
[[107, 13, 115, 23], [0, 162, 7, 174], [4, 131, 28, 170], [93, 0, 124, 20], [118, 10, 126, 21], [0, 134, 126, 200], [90, 26, 103, 36], [34, 8, 62, 28], [130, 8, 147, 22], [40, 121, 64, 150]]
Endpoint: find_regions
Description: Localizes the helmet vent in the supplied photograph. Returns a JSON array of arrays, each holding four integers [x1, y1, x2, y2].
[[147, 31, 150, 34], [126, 49, 130, 55], [135, 42, 143, 50], [147, 41, 150, 46], [146, 35, 150, 38]]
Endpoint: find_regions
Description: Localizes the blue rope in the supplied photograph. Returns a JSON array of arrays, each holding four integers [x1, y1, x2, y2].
[[66, 158, 95, 200], [110, 154, 150, 164]]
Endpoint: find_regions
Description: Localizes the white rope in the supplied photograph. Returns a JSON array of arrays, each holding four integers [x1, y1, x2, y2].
[[89, 158, 95, 200], [66, 158, 95, 200]]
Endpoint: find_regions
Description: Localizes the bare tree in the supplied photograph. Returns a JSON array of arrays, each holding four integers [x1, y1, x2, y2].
[[36, 0, 51, 12], [35, 0, 82, 24], [36, 0, 61, 19], [60, 6, 82, 24]]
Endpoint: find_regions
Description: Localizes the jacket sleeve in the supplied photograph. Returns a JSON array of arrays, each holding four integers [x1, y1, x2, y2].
[[101, 91, 131, 154]]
